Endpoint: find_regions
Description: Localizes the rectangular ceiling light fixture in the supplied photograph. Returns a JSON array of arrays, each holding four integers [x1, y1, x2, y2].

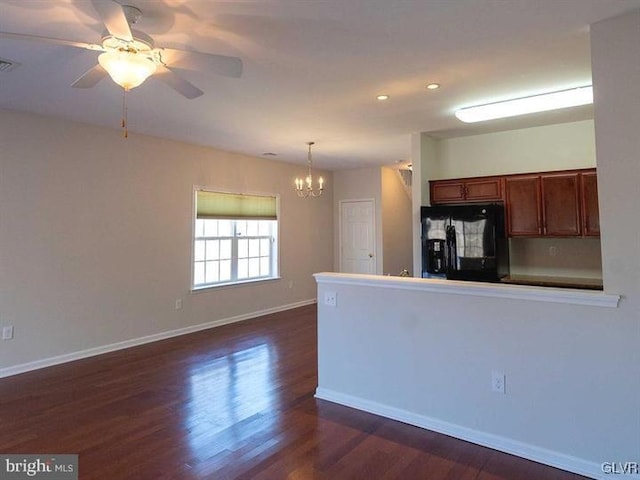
[[455, 85, 593, 123]]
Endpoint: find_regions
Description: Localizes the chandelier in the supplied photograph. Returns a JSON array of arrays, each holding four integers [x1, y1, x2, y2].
[[295, 141, 324, 198]]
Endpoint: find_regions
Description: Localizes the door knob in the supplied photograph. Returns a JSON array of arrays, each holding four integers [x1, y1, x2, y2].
[[368, 253, 374, 258]]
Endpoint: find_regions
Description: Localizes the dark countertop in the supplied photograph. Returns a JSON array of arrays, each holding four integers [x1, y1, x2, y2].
[[501, 274, 604, 290]]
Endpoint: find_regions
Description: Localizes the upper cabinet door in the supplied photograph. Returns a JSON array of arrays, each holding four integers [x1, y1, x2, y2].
[[541, 173, 581, 236], [464, 177, 503, 202], [430, 177, 503, 204], [505, 175, 542, 236], [580, 171, 600, 236], [430, 180, 465, 203]]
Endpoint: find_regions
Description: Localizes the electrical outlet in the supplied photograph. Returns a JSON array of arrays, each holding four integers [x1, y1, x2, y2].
[[324, 291, 337, 307], [175, 299, 183, 310], [288, 280, 294, 289], [549, 246, 557, 256], [492, 371, 506, 394], [2, 326, 14, 340]]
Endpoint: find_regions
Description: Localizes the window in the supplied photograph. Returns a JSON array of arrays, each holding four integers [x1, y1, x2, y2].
[[193, 190, 278, 289]]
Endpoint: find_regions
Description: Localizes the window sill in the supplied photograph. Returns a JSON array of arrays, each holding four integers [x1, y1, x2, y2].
[[191, 276, 281, 293], [313, 272, 620, 308]]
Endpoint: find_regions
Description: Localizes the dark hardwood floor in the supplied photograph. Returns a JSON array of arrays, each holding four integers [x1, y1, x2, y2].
[[0, 305, 588, 479]]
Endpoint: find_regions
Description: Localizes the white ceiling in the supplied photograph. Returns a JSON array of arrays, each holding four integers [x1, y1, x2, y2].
[[1, 0, 639, 170]]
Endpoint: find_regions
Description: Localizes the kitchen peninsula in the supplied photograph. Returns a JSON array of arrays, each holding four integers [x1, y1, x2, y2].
[[314, 272, 620, 479], [322, 11, 638, 480]]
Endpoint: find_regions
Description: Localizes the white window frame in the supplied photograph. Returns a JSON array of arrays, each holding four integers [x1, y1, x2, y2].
[[191, 187, 280, 291]]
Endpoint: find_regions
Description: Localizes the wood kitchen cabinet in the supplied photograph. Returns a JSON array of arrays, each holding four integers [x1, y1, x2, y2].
[[505, 169, 596, 237], [431, 168, 599, 238], [505, 175, 542, 236], [430, 176, 503, 204], [541, 172, 581, 236], [580, 170, 600, 236]]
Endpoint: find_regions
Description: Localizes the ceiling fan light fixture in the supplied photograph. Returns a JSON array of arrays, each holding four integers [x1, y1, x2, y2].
[[98, 50, 156, 90], [455, 85, 593, 123]]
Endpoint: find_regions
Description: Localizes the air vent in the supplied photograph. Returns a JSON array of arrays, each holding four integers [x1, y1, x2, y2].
[[0, 58, 20, 73]]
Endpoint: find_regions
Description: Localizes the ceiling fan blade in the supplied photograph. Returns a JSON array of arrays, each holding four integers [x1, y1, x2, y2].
[[157, 48, 243, 78], [154, 65, 204, 99], [72, 64, 108, 88], [91, 0, 133, 41], [0, 31, 102, 51]]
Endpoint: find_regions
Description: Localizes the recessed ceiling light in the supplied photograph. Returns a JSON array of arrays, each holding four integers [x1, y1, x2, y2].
[[426, 83, 440, 90], [377, 94, 389, 101], [455, 85, 593, 123]]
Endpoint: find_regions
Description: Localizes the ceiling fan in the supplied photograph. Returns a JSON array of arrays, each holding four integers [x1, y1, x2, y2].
[[0, 0, 243, 99]]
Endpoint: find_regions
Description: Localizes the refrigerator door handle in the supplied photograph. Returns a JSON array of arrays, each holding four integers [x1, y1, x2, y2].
[[446, 225, 457, 272]]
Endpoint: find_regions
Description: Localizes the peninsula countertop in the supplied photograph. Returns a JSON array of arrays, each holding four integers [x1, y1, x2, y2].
[[500, 274, 603, 291]]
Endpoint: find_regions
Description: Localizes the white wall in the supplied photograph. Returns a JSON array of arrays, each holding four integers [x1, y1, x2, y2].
[[591, 11, 640, 294], [333, 166, 414, 276], [411, 133, 437, 277], [381, 167, 412, 276], [317, 9, 640, 479], [509, 237, 602, 279], [431, 119, 596, 179], [0, 109, 333, 371], [333, 167, 383, 274]]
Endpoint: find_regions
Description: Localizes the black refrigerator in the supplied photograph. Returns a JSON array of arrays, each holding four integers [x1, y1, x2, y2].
[[421, 204, 509, 282]]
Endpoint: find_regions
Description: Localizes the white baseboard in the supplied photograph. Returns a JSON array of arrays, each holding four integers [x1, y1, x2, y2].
[[315, 387, 608, 480], [0, 299, 316, 379]]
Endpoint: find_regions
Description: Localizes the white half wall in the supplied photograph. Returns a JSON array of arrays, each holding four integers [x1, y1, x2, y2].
[[314, 273, 627, 480], [0, 109, 333, 371]]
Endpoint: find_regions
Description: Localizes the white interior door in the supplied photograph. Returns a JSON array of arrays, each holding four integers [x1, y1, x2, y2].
[[340, 199, 376, 274]]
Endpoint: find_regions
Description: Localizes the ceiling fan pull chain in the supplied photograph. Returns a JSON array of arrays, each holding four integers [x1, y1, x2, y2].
[[122, 88, 128, 138]]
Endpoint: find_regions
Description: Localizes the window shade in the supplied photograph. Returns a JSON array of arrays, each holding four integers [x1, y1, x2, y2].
[[196, 191, 277, 219]]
